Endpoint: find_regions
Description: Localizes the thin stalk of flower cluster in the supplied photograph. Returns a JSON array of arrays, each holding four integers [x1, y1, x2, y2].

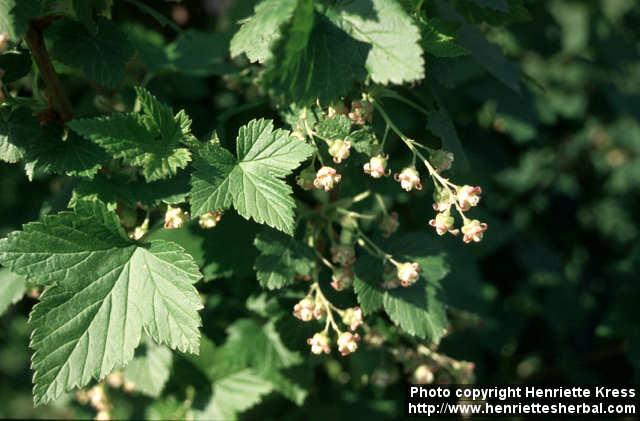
[[356, 228, 399, 266], [310, 283, 344, 333], [337, 208, 375, 220]]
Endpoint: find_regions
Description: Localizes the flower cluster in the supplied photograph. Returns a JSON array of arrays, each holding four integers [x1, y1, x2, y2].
[[295, 284, 364, 357], [428, 184, 488, 243]]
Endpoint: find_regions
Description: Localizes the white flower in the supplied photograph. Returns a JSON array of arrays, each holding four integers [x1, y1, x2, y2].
[[429, 211, 457, 236], [337, 331, 360, 356], [164, 206, 189, 229], [199, 211, 223, 229], [461, 219, 488, 243], [342, 307, 363, 331], [363, 154, 389, 178], [329, 139, 351, 164], [313, 166, 342, 191], [307, 332, 331, 355], [293, 297, 315, 321], [413, 364, 434, 384], [394, 167, 422, 191], [397, 262, 420, 287], [457, 185, 482, 211]]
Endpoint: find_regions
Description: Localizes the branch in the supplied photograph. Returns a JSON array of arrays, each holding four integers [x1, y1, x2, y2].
[[25, 18, 73, 122]]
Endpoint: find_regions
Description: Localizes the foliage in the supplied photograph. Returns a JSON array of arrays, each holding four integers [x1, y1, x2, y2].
[[0, 0, 638, 419]]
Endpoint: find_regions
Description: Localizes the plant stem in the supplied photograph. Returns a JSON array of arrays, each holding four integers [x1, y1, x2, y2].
[[25, 18, 74, 122]]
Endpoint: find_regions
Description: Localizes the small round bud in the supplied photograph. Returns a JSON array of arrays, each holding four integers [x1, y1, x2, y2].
[[337, 331, 360, 356], [293, 297, 315, 321], [348, 100, 373, 125], [363, 154, 389, 178], [328, 139, 351, 164], [461, 219, 488, 243], [307, 332, 331, 355], [331, 267, 353, 291], [313, 166, 342, 191], [457, 185, 482, 211], [397, 262, 420, 287], [330, 244, 356, 266], [164, 206, 189, 229], [296, 165, 317, 190], [381, 211, 399, 238], [413, 364, 434, 384], [394, 167, 422, 192], [199, 211, 223, 229], [430, 150, 455, 172], [342, 307, 363, 331]]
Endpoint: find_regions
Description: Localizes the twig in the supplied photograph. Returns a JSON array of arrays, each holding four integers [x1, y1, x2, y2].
[[25, 17, 74, 122]]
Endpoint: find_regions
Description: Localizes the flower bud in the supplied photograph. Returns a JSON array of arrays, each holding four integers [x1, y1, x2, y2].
[[348, 100, 373, 125], [394, 167, 422, 192], [293, 297, 315, 321], [433, 188, 454, 212], [381, 211, 399, 237], [307, 332, 331, 355], [430, 150, 454, 172], [342, 307, 363, 331], [327, 102, 348, 118], [397, 262, 420, 287], [461, 219, 488, 243], [413, 364, 434, 384], [429, 210, 457, 236], [164, 205, 189, 229], [328, 139, 351, 164], [199, 211, 223, 229], [337, 331, 360, 356], [331, 267, 353, 291], [313, 166, 342, 191], [296, 165, 317, 190], [363, 154, 389, 178], [457, 185, 482, 211], [331, 244, 356, 266]]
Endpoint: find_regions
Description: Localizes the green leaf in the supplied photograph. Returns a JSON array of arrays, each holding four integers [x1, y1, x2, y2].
[[326, 0, 424, 85], [0, 0, 50, 40], [353, 233, 449, 343], [68, 87, 192, 181], [71, 173, 189, 208], [196, 370, 274, 421], [0, 49, 32, 82], [0, 200, 203, 405], [0, 106, 36, 163], [469, 0, 509, 12], [435, 0, 521, 92], [124, 338, 173, 398], [190, 118, 314, 234], [426, 101, 469, 172], [263, 1, 369, 105], [71, 0, 113, 30], [347, 128, 381, 156], [0, 267, 26, 316], [221, 319, 303, 375], [49, 18, 134, 88], [421, 18, 468, 58], [254, 229, 315, 290], [315, 115, 352, 140], [23, 130, 109, 180], [230, 0, 298, 64], [166, 30, 234, 76]]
